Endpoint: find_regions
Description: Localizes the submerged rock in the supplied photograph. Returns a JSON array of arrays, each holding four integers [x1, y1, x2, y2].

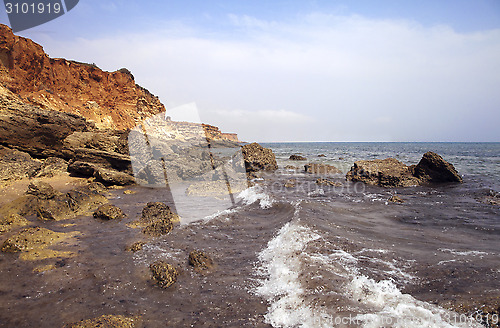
[[0, 213, 29, 234], [241, 143, 278, 172], [316, 178, 342, 187], [64, 314, 139, 328], [150, 260, 179, 288], [289, 154, 307, 161], [125, 241, 145, 252], [388, 195, 405, 203], [93, 204, 126, 220], [189, 250, 214, 272], [346, 158, 420, 187], [305, 163, 342, 175], [413, 151, 463, 183]]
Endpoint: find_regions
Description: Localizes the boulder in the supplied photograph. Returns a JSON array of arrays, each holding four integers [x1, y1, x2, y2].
[[134, 202, 180, 236], [241, 143, 278, 172], [413, 151, 463, 183], [188, 250, 214, 272], [346, 158, 420, 187], [150, 260, 179, 288], [305, 163, 342, 175], [0, 146, 42, 181], [68, 161, 135, 186], [289, 154, 307, 161], [93, 204, 126, 220], [125, 241, 145, 252]]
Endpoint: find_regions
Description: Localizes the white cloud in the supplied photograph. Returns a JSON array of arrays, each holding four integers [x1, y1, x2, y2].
[[36, 13, 500, 141]]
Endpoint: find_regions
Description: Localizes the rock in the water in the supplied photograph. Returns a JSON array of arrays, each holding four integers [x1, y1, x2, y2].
[[136, 202, 180, 236], [93, 204, 126, 220], [125, 241, 145, 252], [289, 154, 307, 161], [284, 179, 296, 188], [305, 163, 342, 175], [188, 250, 214, 272], [63, 314, 139, 328], [0, 146, 42, 181], [284, 165, 298, 170], [316, 178, 342, 187], [1, 226, 73, 254], [413, 151, 463, 183], [388, 195, 405, 203], [0, 214, 29, 234], [241, 143, 278, 172], [26, 181, 60, 200], [346, 158, 420, 187], [150, 260, 179, 288]]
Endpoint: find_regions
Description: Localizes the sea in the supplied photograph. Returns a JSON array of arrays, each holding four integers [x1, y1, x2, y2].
[[0, 142, 499, 327]]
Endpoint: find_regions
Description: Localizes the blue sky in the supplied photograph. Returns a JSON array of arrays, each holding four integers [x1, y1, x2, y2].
[[1, 0, 500, 141]]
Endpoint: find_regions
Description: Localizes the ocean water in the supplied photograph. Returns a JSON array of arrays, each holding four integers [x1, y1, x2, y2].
[[0, 142, 499, 327]]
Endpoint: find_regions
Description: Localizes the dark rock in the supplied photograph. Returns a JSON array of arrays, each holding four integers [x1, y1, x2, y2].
[[318, 154, 326, 157], [26, 181, 60, 200], [241, 143, 278, 172], [305, 163, 342, 175], [93, 204, 126, 220], [284, 165, 298, 170], [346, 158, 420, 187], [413, 151, 463, 183], [94, 167, 135, 186], [388, 195, 405, 203], [150, 260, 178, 288], [138, 202, 179, 236], [68, 161, 96, 177], [125, 241, 145, 252], [188, 250, 214, 272], [0, 146, 42, 181], [63, 314, 139, 328], [289, 154, 307, 161]]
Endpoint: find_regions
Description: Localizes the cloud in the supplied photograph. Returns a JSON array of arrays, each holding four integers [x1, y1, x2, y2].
[[36, 13, 500, 141]]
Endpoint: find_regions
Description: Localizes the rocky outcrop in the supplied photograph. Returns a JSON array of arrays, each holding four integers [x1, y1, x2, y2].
[[316, 178, 342, 187], [0, 182, 107, 221], [305, 163, 342, 175], [346, 152, 462, 187], [0, 24, 164, 130], [241, 143, 278, 172], [150, 260, 179, 288], [289, 154, 307, 161], [388, 195, 405, 203], [413, 151, 463, 183], [0, 146, 42, 181], [346, 158, 419, 187]]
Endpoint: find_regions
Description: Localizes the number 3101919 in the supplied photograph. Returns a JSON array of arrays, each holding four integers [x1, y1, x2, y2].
[[5, 2, 62, 14]]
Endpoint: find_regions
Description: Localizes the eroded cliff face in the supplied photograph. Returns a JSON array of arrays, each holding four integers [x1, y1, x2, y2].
[[0, 24, 165, 130]]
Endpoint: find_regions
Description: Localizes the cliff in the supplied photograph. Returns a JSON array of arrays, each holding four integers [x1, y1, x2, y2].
[[0, 24, 165, 130]]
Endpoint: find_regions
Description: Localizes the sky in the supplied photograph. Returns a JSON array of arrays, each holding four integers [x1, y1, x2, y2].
[[1, 0, 500, 142]]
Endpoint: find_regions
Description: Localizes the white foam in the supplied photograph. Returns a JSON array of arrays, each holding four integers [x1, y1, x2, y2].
[[349, 276, 482, 328], [255, 221, 334, 327], [439, 248, 490, 257], [237, 185, 274, 209]]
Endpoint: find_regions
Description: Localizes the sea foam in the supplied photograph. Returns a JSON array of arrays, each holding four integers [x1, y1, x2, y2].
[[237, 185, 274, 209]]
